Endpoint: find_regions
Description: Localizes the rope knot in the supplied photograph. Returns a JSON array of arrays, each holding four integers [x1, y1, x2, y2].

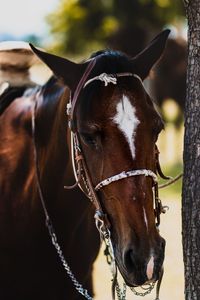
[[99, 73, 117, 86]]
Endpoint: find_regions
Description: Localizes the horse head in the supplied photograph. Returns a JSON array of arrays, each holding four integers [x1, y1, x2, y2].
[[30, 30, 169, 288]]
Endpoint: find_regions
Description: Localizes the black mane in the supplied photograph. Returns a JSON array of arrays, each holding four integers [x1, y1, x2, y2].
[[87, 49, 133, 76], [78, 49, 135, 118], [0, 76, 58, 116], [0, 86, 28, 115], [90, 49, 127, 59]]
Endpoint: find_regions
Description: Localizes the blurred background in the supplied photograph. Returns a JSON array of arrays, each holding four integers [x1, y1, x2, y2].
[[0, 0, 186, 298]]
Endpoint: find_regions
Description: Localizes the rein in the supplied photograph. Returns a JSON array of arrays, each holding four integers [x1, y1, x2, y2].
[[31, 59, 180, 300]]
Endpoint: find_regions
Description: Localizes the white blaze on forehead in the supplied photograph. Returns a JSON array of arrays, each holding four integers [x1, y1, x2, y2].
[[146, 256, 154, 280], [112, 95, 140, 159]]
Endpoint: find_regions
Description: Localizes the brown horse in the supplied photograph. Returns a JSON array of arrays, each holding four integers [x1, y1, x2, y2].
[[0, 30, 169, 300]]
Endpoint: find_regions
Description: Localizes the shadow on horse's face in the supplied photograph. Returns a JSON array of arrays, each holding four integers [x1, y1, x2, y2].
[[76, 78, 165, 286], [30, 29, 170, 288]]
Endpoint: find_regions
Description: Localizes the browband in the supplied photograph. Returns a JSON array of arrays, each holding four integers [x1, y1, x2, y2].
[[83, 72, 141, 88]]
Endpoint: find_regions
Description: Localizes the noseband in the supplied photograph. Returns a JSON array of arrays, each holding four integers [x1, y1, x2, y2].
[[95, 169, 157, 191]]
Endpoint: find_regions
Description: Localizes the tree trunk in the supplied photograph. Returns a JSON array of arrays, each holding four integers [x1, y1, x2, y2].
[[182, 1, 200, 299]]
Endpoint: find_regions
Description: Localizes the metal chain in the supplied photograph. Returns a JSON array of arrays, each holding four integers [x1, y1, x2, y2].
[[115, 282, 127, 300], [130, 283, 155, 297], [32, 104, 94, 300], [46, 217, 94, 300], [96, 213, 156, 300]]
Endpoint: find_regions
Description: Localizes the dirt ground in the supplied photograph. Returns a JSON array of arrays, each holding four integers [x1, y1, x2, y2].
[[93, 195, 184, 300]]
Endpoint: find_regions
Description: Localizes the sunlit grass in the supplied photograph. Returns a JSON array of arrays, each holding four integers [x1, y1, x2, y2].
[[156, 100, 183, 199]]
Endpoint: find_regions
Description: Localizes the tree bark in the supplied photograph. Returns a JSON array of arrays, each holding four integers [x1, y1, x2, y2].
[[182, 1, 200, 299]]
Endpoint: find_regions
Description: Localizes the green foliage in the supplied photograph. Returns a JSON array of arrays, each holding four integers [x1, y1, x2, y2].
[[46, 0, 184, 57], [159, 162, 183, 198]]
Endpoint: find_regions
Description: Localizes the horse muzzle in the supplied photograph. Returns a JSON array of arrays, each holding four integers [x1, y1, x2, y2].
[[116, 236, 165, 287]]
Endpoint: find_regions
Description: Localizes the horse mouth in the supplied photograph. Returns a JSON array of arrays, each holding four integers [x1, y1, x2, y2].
[[115, 258, 162, 288], [124, 277, 156, 288]]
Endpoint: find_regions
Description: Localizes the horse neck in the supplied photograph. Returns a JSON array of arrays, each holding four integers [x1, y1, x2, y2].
[[34, 80, 71, 200]]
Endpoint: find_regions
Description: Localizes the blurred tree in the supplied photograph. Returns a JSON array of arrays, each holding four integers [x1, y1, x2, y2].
[[46, 0, 186, 129], [182, 1, 200, 299], [47, 0, 184, 57]]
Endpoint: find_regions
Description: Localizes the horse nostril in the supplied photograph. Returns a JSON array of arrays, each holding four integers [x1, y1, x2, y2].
[[124, 249, 137, 273]]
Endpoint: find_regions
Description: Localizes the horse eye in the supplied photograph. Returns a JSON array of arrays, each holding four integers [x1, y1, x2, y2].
[[80, 132, 98, 147]]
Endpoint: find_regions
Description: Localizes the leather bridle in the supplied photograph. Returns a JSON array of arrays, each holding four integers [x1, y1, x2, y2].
[[63, 58, 169, 299], [65, 58, 167, 229], [32, 57, 169, 300]]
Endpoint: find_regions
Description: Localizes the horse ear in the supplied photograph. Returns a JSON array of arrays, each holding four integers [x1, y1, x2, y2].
[[29, 44, 89, 90], [132, 29, 170, 80]]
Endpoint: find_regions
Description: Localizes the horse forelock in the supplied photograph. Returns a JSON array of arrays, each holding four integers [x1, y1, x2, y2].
[[88, 49, 132, 76], [77, 50, 135, 116]]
